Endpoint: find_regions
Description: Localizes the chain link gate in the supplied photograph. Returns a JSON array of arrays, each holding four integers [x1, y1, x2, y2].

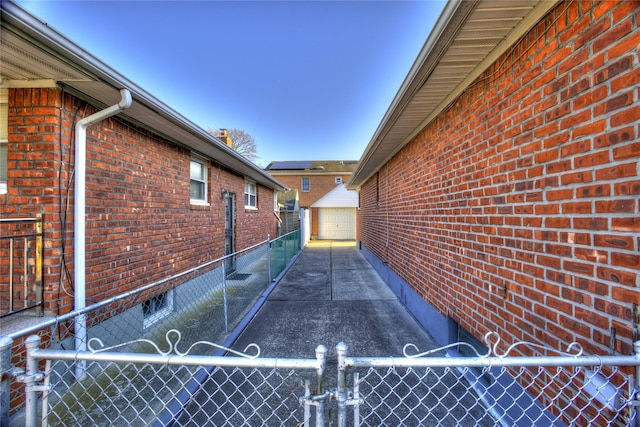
[[20, 332, 327, 427], [339, 336, 640, 427], [16, 330, 640, 427]]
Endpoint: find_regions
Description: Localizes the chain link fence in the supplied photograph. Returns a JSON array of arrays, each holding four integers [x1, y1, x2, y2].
[[12, 333, 640, 427], [22, 333, 324, 427], [1, 230, 301, 424], [3, 227, 640, 426], [344, 339, 640, 427]]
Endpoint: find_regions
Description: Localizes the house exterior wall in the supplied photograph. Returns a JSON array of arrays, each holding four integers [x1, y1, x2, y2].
[[357, 1, 639, 356], [2, 87, 278, 316], [271, 174, 349, 208]]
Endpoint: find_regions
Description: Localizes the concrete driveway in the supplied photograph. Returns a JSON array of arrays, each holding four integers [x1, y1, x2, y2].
[[231, 240, 438, 359], [172, 241, 495, 426]]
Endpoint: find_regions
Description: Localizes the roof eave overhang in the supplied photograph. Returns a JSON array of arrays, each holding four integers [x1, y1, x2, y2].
[[0, 1, 286, 192], [347, 0, 559, 190], [267, 170, 353, 175]]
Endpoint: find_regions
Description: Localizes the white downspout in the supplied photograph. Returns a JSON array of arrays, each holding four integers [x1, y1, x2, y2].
[[74, 89, 132, 378]]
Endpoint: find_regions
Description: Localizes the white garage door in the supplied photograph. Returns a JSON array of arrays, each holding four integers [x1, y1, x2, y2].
[[318, 208, 356, 240]]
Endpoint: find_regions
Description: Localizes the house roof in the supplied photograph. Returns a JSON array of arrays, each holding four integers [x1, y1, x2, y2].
[[310, 184, 359, 208], [347, 0, 559, 190], [265, 160, 358, 174], [0, 1, 286, 192], [265, 161, 314, 171]]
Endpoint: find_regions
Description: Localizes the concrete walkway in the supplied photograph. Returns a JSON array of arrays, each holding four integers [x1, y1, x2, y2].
[[172, 241, 497, 426], [232, 240, 437, 359]]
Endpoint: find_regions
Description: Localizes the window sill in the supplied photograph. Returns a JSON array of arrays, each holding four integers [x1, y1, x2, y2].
[[190, 200, 210, 210], [244, 206, 258, 211], [143, 307, 172, 329]]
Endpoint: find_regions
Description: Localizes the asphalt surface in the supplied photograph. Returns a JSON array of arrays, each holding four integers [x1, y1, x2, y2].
[[231, 240, 438, 359]]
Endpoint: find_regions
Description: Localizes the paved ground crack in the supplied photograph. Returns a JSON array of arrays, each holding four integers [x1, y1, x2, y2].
[[329, 241, 334, 300]]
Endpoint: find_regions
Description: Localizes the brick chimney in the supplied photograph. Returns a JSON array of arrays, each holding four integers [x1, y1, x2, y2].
[[216, 129, 233, 148]]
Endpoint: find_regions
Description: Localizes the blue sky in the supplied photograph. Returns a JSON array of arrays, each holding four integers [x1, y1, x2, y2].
[[17, 1, 445, 166]]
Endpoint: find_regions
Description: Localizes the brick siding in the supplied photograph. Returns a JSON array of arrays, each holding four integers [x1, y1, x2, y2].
[[357, 0, 639, 355], [271, 174, 348, 207], [2, 88, 277, 315]]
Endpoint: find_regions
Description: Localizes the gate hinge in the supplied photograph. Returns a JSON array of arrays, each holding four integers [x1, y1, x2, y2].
[[300, 391, 330, 407], [15, 370, 45, 384], [627, 380, 640, 408], [2, 366, 24, 381], [15, 370, 51, 393], [343, 394, 363, 407], [29, 384, 52, 393], [331, 388, 363, 407]]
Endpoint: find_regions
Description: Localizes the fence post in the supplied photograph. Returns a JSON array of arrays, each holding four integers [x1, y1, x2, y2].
[[285, 233, 290, 265], [267, 235, 272, 282], [336, 342, 348, 427], [315, 345, 327, 427], [300, 208, 307, 249], [0, 336, 13, 427], [221, 260, 228, 334], [23, 335, 41, 427], [303, 379, 312, 427], [634, 341, 640, 427]]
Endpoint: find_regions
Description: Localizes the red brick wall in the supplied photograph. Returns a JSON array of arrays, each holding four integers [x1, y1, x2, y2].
[[2, 88, 277, 314], [2, 88, 69, 313], [270, 174, 348, 207], [236, 183, 279, 248], [358, 1, 639, 355]]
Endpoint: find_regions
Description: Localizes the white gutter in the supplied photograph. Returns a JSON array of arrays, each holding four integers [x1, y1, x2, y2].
[[74, 88, 132, 378], [2, 1, 285, 192], [347, 0, 465, 190]]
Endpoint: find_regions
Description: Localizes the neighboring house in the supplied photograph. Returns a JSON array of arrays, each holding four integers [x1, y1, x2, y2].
[[0, 2, 285, 330], [265, 160, 358, 239], [310, 184, 359, 240], [348, 0, 639, 358]]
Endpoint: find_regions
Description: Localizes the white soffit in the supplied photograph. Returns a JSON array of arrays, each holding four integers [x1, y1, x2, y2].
[[348, 0, 559, 190], [0, 2, 285, 191]]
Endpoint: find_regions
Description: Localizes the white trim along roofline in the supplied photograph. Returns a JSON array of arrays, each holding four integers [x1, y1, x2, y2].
[[0, 1, 286, 192], [347, 0, 559, 190]]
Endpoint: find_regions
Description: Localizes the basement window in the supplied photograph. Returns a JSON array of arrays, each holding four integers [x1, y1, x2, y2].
[[457, 325, 493, 385], [142, 290, 173, 329], [457, 327, 488, 358]]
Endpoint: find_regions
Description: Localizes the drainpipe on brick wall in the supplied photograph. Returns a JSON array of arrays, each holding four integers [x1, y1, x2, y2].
[[74, 89, 132, 379]]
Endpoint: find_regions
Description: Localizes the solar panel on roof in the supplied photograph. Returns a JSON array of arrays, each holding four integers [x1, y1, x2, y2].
[[267, 161, 313, 170]]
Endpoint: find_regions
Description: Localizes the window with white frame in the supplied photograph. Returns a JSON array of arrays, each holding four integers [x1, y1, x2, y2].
[[190, 156, 208, 204], [301, 177, 310, 192], [244, 179, 257, 208], [0, 89, 7, 194], [142, 290, 173, 329], [335, 177, 342, 184]]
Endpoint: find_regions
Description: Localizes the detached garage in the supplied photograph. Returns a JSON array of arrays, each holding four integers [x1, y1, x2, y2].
[[311, 184, 359, 240]]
